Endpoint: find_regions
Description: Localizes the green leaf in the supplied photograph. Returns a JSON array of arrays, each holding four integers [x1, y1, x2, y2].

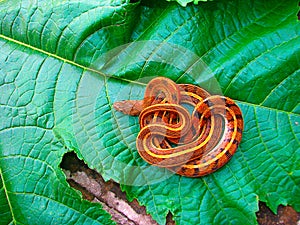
[[0, 0, 299, 225], [0, 39, 115, 225]]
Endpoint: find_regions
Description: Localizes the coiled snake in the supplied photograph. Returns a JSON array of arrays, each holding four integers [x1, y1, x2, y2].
[[113, 77, 243, 177]]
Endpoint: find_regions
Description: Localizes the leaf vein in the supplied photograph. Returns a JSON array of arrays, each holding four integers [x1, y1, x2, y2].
[[254, 107, 298, 186], [224, 35, 299, 96], [0, 168, 17, 225]]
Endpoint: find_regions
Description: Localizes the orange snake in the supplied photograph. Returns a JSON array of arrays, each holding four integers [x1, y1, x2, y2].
[[113, 77, 243, 177]]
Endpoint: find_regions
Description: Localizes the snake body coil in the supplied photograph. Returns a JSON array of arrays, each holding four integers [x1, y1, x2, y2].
[[113, 77, 243, 177]]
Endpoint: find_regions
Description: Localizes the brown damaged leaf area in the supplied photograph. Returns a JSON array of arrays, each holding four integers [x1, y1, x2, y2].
[[60, 152, 299, 225]]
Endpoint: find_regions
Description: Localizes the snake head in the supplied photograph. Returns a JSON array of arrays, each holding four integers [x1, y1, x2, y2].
[[113, 100, 144, 116]]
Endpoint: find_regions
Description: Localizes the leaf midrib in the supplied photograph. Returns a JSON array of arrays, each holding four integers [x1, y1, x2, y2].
[[0, 168, 16, 225], [1, 34, 298, 118], [0, 34, 146, 87]]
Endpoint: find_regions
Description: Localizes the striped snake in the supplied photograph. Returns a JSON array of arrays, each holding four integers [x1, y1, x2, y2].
[[113, 77, 243, 177]]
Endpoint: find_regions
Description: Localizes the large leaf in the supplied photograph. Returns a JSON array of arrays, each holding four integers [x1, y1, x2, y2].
[[0, 0, 299, 224], [0, 20, 115, 225]]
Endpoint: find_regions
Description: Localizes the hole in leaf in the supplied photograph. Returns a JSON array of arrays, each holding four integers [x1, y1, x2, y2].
[[166, 211, 176, 225], [256, 201, 300, 225], [60, 152, 158, 224], [60, 151, 87, 172]]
